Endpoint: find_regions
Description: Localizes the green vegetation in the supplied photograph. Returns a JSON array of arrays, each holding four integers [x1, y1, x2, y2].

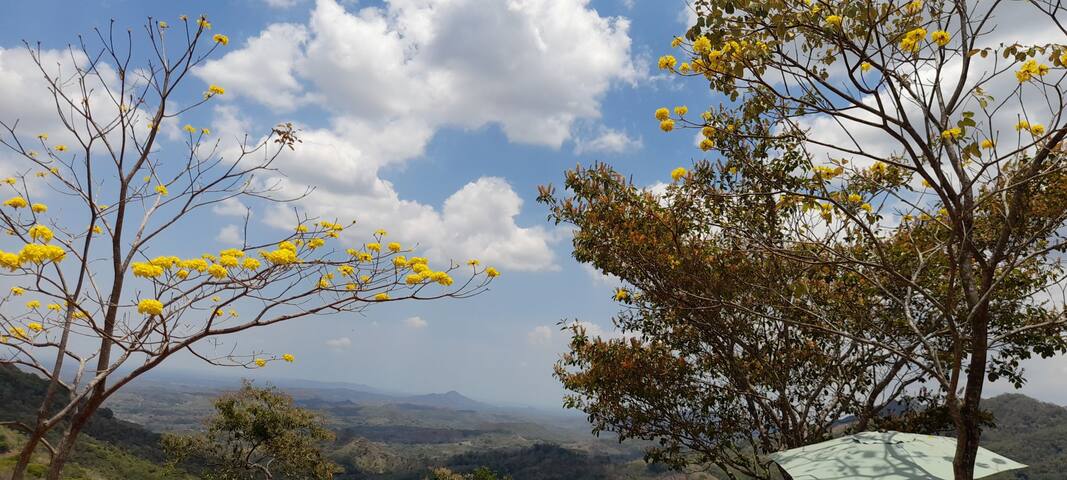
[[163, 381, 339, 479]]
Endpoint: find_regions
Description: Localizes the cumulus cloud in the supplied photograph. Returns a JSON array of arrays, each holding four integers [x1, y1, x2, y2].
[[574, 126, 643, 155], [212, 198, 250, 217], [324, 336, 352, 349], [216, 224, 244, 245], [194, 0, 636, 271], [403, 316, 428, 329], [528, 325, 554, 346]]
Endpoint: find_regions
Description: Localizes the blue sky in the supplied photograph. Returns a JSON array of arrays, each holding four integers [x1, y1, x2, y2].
[[2, 0, 1064, 409]]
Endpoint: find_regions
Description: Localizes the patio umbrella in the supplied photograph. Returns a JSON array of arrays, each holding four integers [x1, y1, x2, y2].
[[768, 431, 1026, 479]]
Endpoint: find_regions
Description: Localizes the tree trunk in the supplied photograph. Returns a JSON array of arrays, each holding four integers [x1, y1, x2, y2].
[[42, 411, 90, 480], [953, 308, 989, 480], [10, 430, 43, 480]]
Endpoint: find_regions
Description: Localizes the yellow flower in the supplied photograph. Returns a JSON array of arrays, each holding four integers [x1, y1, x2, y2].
[[153, 184, 168, 196], [11, 287, 24, 296], [860, 61, 872, 72], [47, 303, 61, 312], [678, 62, 691, 73], [16, 244, 66, 264], [31, 203, 47, 213], [181, 258, 210, 272], [219, 255, 239, 268], [282, 353, 294, 363], [670, 167, 688, 182], [848, 192, 862, 203], [693, 36, 712, 54], [931, 30, 951, 46], [660, 119, 675, 132], [1015, 59, 1050, 83], [861, 203, 873, 213], [307, 238, 326, 249], [197, 16, 211, 29], [900, 28, 926, 53], [825, 15, 843, 26], [212, 33, 229, 45], [207, 84, 225, 96], [158, 21, 169, 29], [296, 225, 308, 233], [941, 127, 963, 142], [485, 267, 500, 278], [387, 242, 402, 252], [658, 55, 677, 70], [375, 229, 387, 236], [345, 283, 357, 291], [54, 145, 67, 152], [613, 288, 629, 301], [4, 196, 28, 209], [318, 276, 331, 289], [255, 358, 267, 368], [671, 37, 683, 48], [242, 257, 261, 270], [201, 128, 211, 135], [28, 224, 54, 243], [260, 248, 298, 265], [698, 138, 715, 151], [9, 326, 28, 340], [654, 107, 670, 121], [36, 133, 48, 140], [132, 262, 165, 278], [1030, 123, 1045, 136], [183, 124, 196, 134], [1015, 120, 1030, 131], [674, 106, 688, 116], [27, 322, 43, 332], [208, 264, 228, 279], [176, 269, 190, 279], [26, 300, 41, 309], [367, 242, 381, 252], [405, 273, 424, 285], [980, 139, 995, 149], [374, 293, 390, 301], [905, 0, 923, 14], [467, 259, 480, 267], [230, 309, 239, 317], [3, 177, 15, 185]]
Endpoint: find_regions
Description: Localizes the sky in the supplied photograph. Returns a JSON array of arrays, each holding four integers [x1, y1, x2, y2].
[[1, 0, 1065, 409]]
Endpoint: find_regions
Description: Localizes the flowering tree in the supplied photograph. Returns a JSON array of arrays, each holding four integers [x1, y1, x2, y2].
[[632, 0, 1067, 477], [0, 17, 498, 480]]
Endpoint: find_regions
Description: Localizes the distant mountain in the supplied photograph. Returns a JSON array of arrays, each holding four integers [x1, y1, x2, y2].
[[981, 394, 1067, 480], [403, 390, 492, 411]]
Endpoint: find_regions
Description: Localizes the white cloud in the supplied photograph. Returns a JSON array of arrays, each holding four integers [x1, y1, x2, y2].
[[197, 0, 636, 146], [216, 224, 243, 245], [212, 198, 250, 217], [194, 0, 638, 271], [324, 336, 352, 349], [573, 126, 642, 155], [403, 316, 428, 329], [264, 0, 300, 7], [245, 128, 557, 270], [582, 263, 621, 287], [527, 325, 554, 346], [195, 24, 311, 111]]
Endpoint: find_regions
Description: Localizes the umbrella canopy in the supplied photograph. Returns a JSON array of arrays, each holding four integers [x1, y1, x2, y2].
[[768, 431, 1026, 480]]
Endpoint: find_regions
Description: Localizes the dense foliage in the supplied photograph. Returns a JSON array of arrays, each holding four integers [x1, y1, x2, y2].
[[163, 381, 338, 480]]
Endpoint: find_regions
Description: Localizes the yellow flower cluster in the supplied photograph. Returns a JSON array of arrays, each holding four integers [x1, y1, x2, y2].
[[28, 224, 54, 243], [212, 34, 229, 45], [899, 28, 927, 53], [4, 196, 28, 209], [931, 30, 951, 46], [282, 353, 295, 363], [138, 299, 164, 316], [3, 244, 67, 268], [1015, 59, 1050, 83], [613, 288, 629, 301], [658, 54, 677, 70], [1015, 120, 1045, 135], [825, 15, 843, 26], [31, 203, 47, 213], [941, 127, 963, 142], [261, 241, 300, 265], [671, 167, 688, 182]]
